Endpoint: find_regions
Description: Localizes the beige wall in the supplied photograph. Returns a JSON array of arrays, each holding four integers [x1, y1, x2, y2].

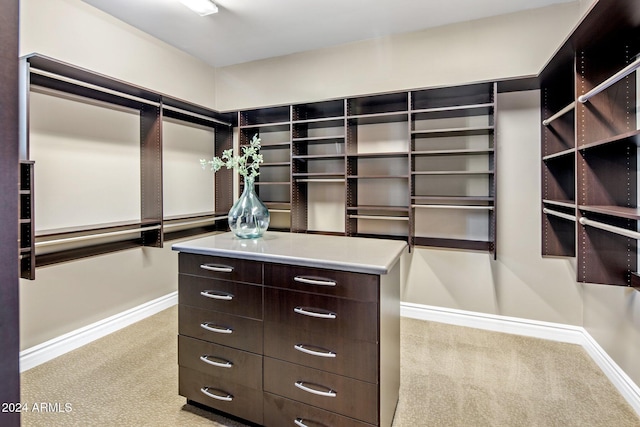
[[19, 0, 217, 109], [18, 0, 217, 349], [215, 2, 586, 111]]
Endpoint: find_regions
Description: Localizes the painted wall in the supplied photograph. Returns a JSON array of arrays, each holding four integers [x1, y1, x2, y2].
[[215, 2, 586, 111], [19, 0, 217, 109], [18, 0, 218, 349]]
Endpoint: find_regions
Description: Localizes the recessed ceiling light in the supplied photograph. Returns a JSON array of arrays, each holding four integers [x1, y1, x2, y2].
[[178, 0, 218, 16]]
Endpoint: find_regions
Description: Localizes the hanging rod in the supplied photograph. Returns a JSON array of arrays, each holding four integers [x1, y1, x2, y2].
[[579, 217, 640, 240], [542, 102, 576, 126], [412, 204, 494, 210], [163, 216, 227, 229], [578, 57, 640, 103], [35, 225, 161, 247], [543, 207, 576, 222], [30, 68, 162, 107], [349, 215, 409, 221], [162, 105, 232, 127]]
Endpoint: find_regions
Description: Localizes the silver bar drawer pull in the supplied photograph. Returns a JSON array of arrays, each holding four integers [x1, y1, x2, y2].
[[199, 355, 233, 368], [294, 344, 337, 358], [294, 307, 337, 320], [200, 323, 233, 334], [200, 264, 233, 273], [200, 387, 233, 402], [294, 381, 337, 398], [200, 290, 234, 301], [294, 276, 337, 287], [295, 418, 329, 427]]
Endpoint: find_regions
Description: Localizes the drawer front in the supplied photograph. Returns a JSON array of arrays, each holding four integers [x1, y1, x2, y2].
[[179, 253, 262, 284], [265, 287, 378, 342], [264, 392, 374, 427], [179, 305, 263, 354], [264, 322, 378, 383], [179, 274, 262, 319], [179, 366, 263, 425], [178, 335, 262, 390], [265, 263, 378, 301], [264, 357, 378, 425]]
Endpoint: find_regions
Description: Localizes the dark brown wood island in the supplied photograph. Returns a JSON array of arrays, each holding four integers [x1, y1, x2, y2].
[[172, 231, 406, 427]]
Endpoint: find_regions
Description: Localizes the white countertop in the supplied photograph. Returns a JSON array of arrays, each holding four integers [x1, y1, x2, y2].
[[172, 231, 407, 275]]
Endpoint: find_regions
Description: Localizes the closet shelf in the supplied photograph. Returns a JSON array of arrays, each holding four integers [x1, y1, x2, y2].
[[239, 121, 290, 131], [293, 154, 344, 160], [543, 199, 576, 209], [413, 196, 494, 203], [412, 170, 493, 175], [411, 102, 494, 115], [347, 205, 410, 213], [413, 236, 492, 252], [292, 135, 345, 144], [579, 205, 640, 220], [411, 126, 494, 137], [260, 161, 291, 167], [542, 147, 576, 161], [347, 111, 408, 124], [412, 148, 494, 156], [347, 151, 409, 158], [347, 174, 409, 179], [577, 129, 640, 151], [253, 181, 290, 186]]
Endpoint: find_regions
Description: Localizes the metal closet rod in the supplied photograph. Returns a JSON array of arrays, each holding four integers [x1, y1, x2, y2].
[[542, 102, 575, 126], [543, 207, 576, 221], [35, 225, 161, 247], [579, 216, 640, 240], [578, 56, 640, 104]]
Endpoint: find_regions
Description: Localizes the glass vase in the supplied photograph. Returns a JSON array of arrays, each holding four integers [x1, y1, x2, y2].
[[228, 176, 270, 239]]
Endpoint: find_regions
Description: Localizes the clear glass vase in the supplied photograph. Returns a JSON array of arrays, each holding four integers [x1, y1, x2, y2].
[[228, 176, 270, 239]]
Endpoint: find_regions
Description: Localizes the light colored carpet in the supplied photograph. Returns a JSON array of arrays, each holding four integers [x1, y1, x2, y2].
[[21, 306, 640, 426]]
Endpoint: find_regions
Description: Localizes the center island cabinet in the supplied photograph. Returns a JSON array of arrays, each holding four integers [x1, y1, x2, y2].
[[172, 231, 407, 427]]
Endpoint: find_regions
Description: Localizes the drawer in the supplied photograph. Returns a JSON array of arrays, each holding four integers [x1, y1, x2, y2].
[[264, 357, 378, 425], [264, 392, 374, 427], [264, 321, 378, 383], [179, 366, 263, 425], [178, 335, 262, 390], [179, 253, 262, 284], [179, 274, 262, 319], [265, 263, 378, 301], [264, 287, 378, 342], [179, 305, 263, 354]]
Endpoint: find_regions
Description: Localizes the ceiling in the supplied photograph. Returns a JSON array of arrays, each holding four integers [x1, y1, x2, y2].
[[81, 0, 575, 68]]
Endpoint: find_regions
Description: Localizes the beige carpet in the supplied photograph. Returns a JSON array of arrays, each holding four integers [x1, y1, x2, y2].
[[21, 306, 640, 426]]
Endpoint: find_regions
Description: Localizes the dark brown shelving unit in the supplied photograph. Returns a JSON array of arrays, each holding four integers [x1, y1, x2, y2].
[[239, 106, 292, 231], [20, 54, 235, 270], [19, 161, 35, 280], [291, 99, 346, 233], [410, 82, 497, 256], [539, 0, 640, 288], [345, 93, 410, 241]]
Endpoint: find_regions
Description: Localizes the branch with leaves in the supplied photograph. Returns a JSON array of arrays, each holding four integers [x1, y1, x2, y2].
[[200, 134, 263, 179]]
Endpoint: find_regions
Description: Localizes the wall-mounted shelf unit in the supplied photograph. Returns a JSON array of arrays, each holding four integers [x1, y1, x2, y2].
[[346, 93, 410, 242], [410, 82, 497, 255], [239, 106, 292, 232], [234, 84, 500, 253], [539, 0, 640, 289], [19, 54, 235, 275]]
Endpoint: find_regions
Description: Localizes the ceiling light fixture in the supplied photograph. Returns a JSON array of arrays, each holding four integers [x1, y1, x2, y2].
[[178, 0, 218, 16]]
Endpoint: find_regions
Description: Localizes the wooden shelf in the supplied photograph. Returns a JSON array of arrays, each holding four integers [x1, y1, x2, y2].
[[348, 151, 409, 158], [260, 162, 291, 167], [347, 205, 410, 213], [347, 112, 408, 124], [411, 126, 494, 138], [413, 195, 494, 203], [254, 181, 290, 186], [293, 154, 344, 160], [255, 142, 291, 149], [577, 129, 640, 151], [347, 175, 409, 179], [412, 148, 493, 156], [412, 170, 493, 175], [542, 148, 576, 161], [413, 236, 492, 252], [543, 199, 576, 209], [579, 205, 640, 220], [292, 135, 345, 144], [411, 102, 494, 116]]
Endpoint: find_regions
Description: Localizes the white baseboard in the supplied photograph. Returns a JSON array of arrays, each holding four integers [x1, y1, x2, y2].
[[401, 302, 640, 417], [20, 291, 178, 372]]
